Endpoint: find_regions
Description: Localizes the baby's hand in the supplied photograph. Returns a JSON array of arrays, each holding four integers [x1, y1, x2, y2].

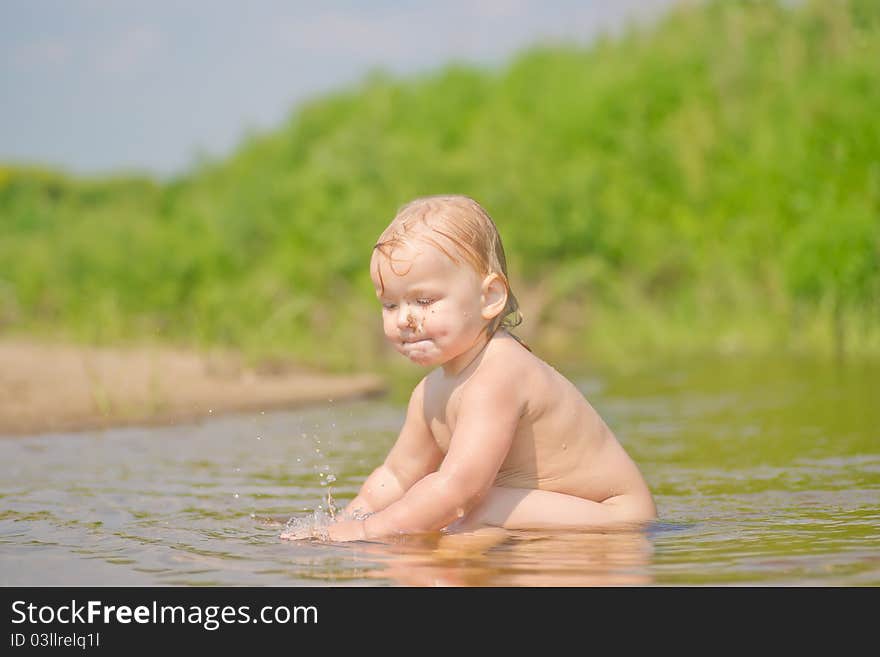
[[325, 519, 367, 543], [279, 514, 366, 542]]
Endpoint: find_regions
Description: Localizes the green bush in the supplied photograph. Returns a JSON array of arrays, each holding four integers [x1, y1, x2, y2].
[[1, 0, 878, 369]]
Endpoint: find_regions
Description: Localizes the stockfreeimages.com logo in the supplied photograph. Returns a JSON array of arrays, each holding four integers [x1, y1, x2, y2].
[[11, 600, 317, 631]]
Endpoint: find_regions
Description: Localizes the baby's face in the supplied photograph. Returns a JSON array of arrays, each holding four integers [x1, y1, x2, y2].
[[371, 240, 488, 368]]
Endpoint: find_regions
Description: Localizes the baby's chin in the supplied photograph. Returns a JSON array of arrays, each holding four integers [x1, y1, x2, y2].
[[397, 339, 443, 366]]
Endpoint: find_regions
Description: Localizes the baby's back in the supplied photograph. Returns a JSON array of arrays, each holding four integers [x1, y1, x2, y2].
[[486, 335, 649, 504]]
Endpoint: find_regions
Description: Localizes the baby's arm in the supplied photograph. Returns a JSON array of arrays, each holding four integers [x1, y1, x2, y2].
[[342, 378, 443, 518], [332, 367, 524, 541]]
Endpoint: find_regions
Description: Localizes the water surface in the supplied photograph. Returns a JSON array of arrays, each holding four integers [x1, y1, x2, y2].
[[1, 355, 877, 586]]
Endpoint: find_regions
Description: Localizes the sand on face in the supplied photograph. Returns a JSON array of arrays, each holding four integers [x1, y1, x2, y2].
[[0, 340, 385, 436]]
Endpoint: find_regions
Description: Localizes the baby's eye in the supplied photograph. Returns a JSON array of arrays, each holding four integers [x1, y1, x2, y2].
[[382, 303, 397, 311], [415, 298, 434, 306]]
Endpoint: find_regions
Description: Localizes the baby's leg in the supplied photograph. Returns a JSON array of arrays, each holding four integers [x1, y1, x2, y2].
[[455, 486, 655, 532]]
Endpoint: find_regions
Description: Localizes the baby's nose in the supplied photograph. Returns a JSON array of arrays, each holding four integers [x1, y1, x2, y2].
[[396, 305, 420, 330], [396, 305, 414, 329]]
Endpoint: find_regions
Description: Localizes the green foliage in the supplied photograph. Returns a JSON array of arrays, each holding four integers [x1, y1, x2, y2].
[[1, 0, 878, 369]]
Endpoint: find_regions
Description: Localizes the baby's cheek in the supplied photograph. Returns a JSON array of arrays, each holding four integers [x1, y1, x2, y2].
[[423, 310, 441, 334]]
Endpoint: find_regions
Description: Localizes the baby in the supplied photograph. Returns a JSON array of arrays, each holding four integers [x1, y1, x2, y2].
[[284, 195, 656, 542]]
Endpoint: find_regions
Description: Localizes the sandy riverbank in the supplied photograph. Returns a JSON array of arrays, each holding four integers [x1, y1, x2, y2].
[[0, 340, 386, 437]]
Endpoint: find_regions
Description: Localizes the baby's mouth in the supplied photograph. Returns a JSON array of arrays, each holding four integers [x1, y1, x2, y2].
[[401, 336, 431, 345]]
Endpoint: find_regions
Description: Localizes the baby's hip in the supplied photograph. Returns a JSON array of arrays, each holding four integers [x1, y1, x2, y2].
[[456, 485, 655, 531]]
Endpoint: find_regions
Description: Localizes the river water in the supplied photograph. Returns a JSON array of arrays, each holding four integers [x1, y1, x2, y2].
[[1, 355, 877, 586]]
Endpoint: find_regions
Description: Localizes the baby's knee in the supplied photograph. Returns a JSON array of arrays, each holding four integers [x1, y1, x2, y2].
[[450, 487, 518, 530]]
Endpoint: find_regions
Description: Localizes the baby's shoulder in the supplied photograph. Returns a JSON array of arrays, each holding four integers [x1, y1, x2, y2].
[[471, 333, 546, 390]]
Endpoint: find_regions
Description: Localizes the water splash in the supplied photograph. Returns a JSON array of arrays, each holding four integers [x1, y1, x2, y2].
[[281, 479, 340, 541], [281, 507, 332, 541], [326, 481, 339, 520], [279, 426, 346, 541]]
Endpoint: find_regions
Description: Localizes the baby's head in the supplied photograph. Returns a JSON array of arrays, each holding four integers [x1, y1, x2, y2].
[[371, 195, 522, 367]]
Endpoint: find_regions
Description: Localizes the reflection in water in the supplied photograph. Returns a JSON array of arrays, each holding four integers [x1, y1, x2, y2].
[[0, 355, 878, 586], [353, 528, 655, 587]]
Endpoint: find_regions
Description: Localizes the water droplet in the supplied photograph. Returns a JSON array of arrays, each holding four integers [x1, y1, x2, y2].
[[296, 457, 301, 463], [208, 409, 213, 414], [301, 433, 307, 438], [256, 436, 262, 441], [233, 493, 239, 499], [456, 507, 465, 518], [326, 474, 336, 484]]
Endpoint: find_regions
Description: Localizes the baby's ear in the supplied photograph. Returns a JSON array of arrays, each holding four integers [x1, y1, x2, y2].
[[480, 273, 508, 321]]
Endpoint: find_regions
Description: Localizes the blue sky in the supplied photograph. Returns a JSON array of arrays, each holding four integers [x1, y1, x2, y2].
[[1, 0, 677, 178]]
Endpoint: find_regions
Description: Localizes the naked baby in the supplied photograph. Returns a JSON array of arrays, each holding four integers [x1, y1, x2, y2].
[[283, 195, 656, 542]]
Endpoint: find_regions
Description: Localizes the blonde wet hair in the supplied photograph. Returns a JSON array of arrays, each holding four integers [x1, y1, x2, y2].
[[373, 194, 524, 339]]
